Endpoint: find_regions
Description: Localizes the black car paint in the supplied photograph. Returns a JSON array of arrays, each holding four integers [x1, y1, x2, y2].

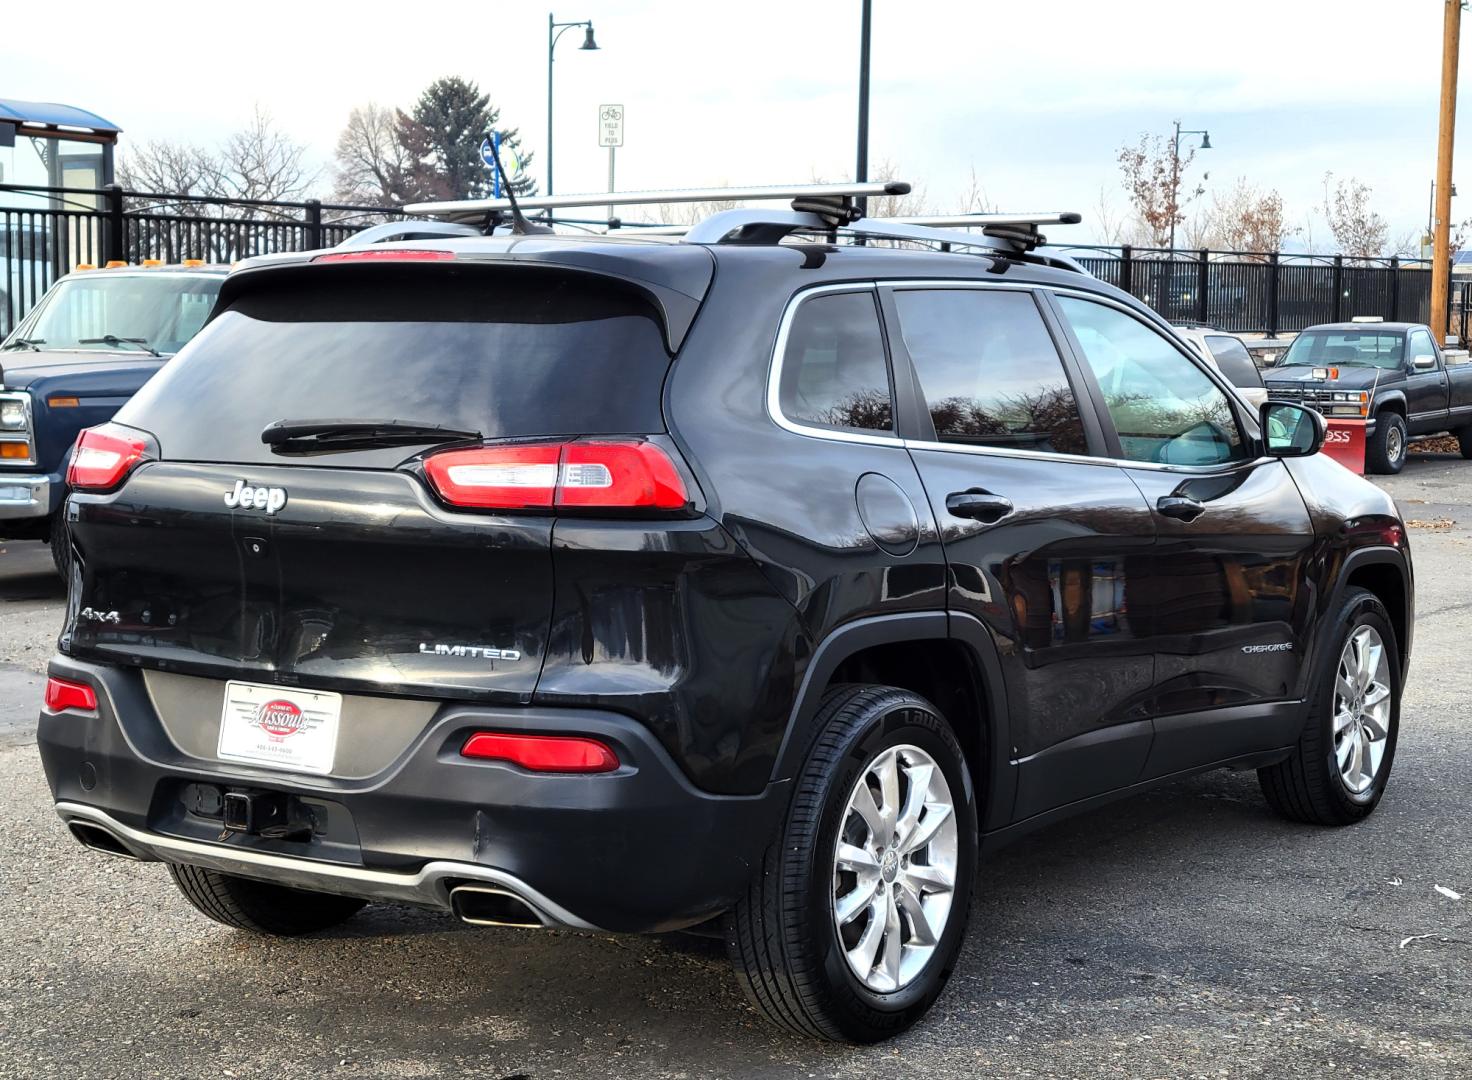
[[40, 239, 1414, 932]]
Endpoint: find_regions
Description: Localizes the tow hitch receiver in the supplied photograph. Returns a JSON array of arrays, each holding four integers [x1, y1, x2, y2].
[[222, 790, 290, 835]]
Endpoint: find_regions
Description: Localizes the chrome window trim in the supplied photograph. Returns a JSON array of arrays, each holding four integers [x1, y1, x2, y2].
[[766, 281, 905, 447], [0, 390, 36, 467], [767, 277, 1272, 475]]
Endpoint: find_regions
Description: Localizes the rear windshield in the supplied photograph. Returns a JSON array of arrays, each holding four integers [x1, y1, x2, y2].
[[118, 267, 673, 467], [1204, 335, 1263, 388]]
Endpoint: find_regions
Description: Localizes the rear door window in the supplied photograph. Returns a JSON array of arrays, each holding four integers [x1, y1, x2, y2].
[[893, 288, 1089, 455], [118, 267, 673, 467], [1204, 335, 1263, 388], [777, 290, 894, 433]]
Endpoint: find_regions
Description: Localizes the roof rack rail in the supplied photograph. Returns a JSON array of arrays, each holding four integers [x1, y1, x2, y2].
[[336, 221, 482, 248], [404, 181, 911, 223]]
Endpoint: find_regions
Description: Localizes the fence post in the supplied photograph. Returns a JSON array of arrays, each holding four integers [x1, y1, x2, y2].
[[103, 184, 125, 264], [1389, 255, 1400, 321], [1120, 244, 1133, 293], [1332, 255, 1344, 322], [303, 199, 323, 250], [1197, 249, 1209, 325], [1267, 252, 1280, 336]]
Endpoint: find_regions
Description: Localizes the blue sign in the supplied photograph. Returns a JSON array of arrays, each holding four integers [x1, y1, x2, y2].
[[479, 134, 502, 198]]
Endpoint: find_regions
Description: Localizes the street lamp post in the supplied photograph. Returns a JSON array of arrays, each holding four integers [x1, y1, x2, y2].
[[547, 12, 599, 197], [1168, 119, 1212, 254]]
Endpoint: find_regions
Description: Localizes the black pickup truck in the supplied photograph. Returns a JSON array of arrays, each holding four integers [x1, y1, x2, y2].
[[1263, 320, 1472, 473]]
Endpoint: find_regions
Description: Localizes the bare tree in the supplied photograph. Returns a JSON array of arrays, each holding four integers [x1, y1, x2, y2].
[[332, 103, 415, 205], [1209, 178, 1294, 257], [955, 165, 994, 216], [117, 105, 318, 218], [1092, 185, 1135, 246], [1117, 130, 1206, 248], [1322, 172, 1389, 259]]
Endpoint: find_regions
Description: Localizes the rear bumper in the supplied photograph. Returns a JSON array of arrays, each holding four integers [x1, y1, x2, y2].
[[38, 656, 787, 932]]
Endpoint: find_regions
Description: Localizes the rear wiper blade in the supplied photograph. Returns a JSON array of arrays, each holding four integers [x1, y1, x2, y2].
[[1, 337, 44, 351], [261, 418, 482, 453], [78, 334, 162, 357]]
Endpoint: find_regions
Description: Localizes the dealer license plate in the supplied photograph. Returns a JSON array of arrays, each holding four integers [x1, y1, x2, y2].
[[217, 681, 341, 775]]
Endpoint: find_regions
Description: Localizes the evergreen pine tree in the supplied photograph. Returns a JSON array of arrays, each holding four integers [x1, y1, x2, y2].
[[395, 77, 536, 200]]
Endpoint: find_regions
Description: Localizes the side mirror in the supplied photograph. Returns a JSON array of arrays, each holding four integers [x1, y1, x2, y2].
[[1412, 353, 1437, 371], [1260, 400, 1327, 458]]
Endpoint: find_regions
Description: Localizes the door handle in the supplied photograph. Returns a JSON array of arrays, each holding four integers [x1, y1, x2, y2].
[[1157, 495, 1206, 522], [946, 490, 1013, 523]]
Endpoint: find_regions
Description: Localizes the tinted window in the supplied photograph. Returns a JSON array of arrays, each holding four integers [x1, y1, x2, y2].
[[895, 289, 1087, 455], [1059, 297, 1245, 466], [119, 267, 673, 467], [1204, 335, 1263, 388], [778, 291, 893, 433]]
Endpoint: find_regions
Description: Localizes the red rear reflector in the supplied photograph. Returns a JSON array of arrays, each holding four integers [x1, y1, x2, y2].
[[460, 732, 619, 773], [424, 441, 689, 511], [313, 250, 456, 263], [45, 677, 97, 713], [66, 424, 152, 491]]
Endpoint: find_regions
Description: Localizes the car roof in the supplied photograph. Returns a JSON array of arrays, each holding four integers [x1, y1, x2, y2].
[[58, 265, 231, 282], [1300, 321, 1421, 334]]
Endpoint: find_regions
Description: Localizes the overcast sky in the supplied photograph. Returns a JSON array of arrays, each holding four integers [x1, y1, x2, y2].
[[3, 0, 1463, 248]]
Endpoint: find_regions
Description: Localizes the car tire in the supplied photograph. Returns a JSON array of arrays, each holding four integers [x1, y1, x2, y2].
[[167, 863, 367, 935], [1366, 411, 1407, 474], [1257, 587, 1400, 826], [48, 512, 72, 580], [1457, 426, 1472, 460], [725, 684, 977, 1043]]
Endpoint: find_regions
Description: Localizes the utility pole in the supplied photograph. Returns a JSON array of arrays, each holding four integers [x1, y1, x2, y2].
[[1431, 0, 1463, 344], [855, 0, 872, 219]]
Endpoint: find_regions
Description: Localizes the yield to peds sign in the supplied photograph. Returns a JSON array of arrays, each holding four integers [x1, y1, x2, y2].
[[599, 104, 624, 147]]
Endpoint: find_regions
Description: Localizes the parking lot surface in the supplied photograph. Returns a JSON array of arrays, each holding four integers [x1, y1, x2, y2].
[[1, 456, 1469, 1080]]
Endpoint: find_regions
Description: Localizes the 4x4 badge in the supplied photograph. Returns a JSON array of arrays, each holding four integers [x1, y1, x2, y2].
[[224, 480, 287, 515]]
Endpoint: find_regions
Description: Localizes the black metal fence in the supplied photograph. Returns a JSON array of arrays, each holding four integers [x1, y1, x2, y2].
[[4, 186, 1469, 342], [1, 184, 395, 334], [1059, 245, 1451, 338]]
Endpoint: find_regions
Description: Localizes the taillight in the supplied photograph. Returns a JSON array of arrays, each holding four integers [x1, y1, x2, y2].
[[67, 424, 153, 492], [44, 676, 98, 713], [460, 732, 619, 773], [423, 441, 689, 511]]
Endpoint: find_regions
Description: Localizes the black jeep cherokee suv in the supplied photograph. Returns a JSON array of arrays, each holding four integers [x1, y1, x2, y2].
[[38, 214, 1413, 1043]]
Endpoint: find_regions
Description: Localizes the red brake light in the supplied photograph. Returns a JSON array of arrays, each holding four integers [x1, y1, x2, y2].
[[67, 424, 152, 491], [313, 250, 456, 263], [45, 676, 97, 713], [460, 732, 619, 773], [423, 441, 689, 511]]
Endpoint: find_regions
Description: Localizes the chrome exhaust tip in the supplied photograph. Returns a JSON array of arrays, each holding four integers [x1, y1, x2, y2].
[[448, 883, 550, 928], [67, 820, 143, 861]]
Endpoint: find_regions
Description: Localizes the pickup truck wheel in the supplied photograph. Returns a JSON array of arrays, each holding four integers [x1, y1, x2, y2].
[[1458, 426, 1472, 460], [167, 863, 366, 935], [48, 512, 72, 580], [725, 685, 977, 1043], [1365, 412, 1407, 474], [1257, 587, 1400, 825]]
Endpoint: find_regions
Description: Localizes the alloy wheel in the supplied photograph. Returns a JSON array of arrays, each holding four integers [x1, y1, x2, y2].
[[832, 744, 958, 993], [1333, 626, 1393, 794]]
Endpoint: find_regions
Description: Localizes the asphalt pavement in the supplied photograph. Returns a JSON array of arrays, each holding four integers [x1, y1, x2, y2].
[[1, 455, 1469, 1079]]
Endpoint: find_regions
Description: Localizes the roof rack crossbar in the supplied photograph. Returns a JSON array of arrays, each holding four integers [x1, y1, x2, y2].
[[404, 181, 911, 223], [680, 210, 1078, 256]]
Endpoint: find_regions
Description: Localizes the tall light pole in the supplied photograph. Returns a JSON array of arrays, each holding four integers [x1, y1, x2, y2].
[[547, 13, 598, 197], [1431, 0, 1462, 344], [1168, 119, 1212, 254], [855, 0, 872, 219]]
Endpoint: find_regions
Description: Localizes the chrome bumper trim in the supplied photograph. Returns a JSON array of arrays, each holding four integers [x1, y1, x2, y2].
[[54, 801, 599, 930], [0, 473, 48, 520]]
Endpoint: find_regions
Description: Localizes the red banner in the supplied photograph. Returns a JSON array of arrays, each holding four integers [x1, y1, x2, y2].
[[1322, 419, 1367, 474]]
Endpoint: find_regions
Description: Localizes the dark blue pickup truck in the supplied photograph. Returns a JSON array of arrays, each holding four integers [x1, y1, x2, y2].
[[0, 264, 226, 567], [1263, 320, 1472, 474]]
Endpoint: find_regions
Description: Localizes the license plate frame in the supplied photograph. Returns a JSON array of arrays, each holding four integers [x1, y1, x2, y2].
[[217, 681, 342, 776]]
